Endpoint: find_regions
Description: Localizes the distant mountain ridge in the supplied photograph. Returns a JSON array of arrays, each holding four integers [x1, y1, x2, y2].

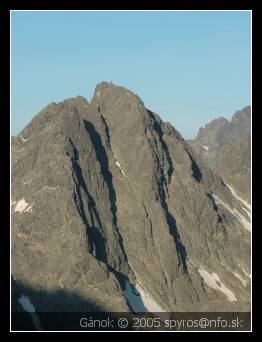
[[189, 106, 251, 203]]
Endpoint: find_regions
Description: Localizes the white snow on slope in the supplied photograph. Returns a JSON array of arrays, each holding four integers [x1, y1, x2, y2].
[[20, 135, 29, 142], [18, 295, 36, 312], [232, 209, 251, 231], [203, 145, 209, 151], [226, 184, 251, 214], [123, 280, 165, 313], [198, 267, 237, 302], [238, 264, 251, 279], [116, 161, 124, 175], [114, 156, 125, 175], [232, 272, 247, 287], [241, 206, 251, 218], [211, 193, 251, 232], [14, 198, 33, 213], [18, 295, 42, 330], [123, 281, 147, 312], [24, 205, 33, 212], [136, 283, 165, 312], [221, 263, 247, 287]]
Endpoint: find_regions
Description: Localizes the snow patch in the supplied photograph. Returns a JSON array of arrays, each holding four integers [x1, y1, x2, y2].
[[14, 198, 33, 213], [203, 145, 209, 151], [241, 205, 251, 218], [115, 158, 125, 175], [238, 264, 251, 279], [136, 283, 165, 312], [123, 280, 165, 313], [14, 198, 29, 212], [198, 267, 237, 302], [24, 205, 33, 212], [17, 295, 42, 330], [211, 193, 251, 232], [232, 208, 251, 231], [20, 135, 29, 142], [233, 272, 247, 287], [226, 184, 251, 212], [123, 281, 147, 312], [222, 263, 248, 287], [18, 295, 36, 313]]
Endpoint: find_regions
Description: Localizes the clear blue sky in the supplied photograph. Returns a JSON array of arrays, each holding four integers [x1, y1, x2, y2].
[[11, 10, 251, 139]]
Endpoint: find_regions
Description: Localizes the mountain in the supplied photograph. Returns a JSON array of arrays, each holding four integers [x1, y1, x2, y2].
[[189, 106, 251, 203], [11, 82, 250, 316]]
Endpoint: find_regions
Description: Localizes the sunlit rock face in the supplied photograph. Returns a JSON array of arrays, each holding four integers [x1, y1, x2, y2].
[[12, 82, 250, 313], [189, 106, 251, 203]]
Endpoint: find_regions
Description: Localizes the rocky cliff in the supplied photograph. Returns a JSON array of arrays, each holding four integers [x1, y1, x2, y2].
[[189, 106, 251, 203], [11, 82, 251, 314]]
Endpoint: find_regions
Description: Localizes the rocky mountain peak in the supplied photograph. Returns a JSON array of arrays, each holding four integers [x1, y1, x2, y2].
[[196, 117, 231, 146], [12, 83, 250, 315], [91, 81, 145, 116], [189, 105, 251, 202], [231, 105, 251, 133]]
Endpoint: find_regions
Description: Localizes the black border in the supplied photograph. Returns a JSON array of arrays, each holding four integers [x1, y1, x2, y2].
[[0, 0, 259, 10], [2, 0, 258, 337]]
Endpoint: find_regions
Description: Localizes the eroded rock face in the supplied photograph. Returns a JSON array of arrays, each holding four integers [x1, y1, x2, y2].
[[12, 82, 250, 313], [189, 106, 251, 203]]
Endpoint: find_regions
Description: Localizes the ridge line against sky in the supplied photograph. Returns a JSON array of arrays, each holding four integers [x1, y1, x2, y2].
[[11, 10, 251, 139]]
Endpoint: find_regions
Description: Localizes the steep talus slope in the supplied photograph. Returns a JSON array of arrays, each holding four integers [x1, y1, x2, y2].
[[189, 106, 251, 203], [12, 82, 250, 313]]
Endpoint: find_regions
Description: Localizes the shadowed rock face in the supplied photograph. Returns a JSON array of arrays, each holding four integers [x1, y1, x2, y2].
[[189, 106, 251, 203], [12, 82, 250, 314]]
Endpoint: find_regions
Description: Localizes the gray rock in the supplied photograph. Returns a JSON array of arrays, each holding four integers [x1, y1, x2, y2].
[[12, 82, 250, 313], [189, 106, 251, 202]]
